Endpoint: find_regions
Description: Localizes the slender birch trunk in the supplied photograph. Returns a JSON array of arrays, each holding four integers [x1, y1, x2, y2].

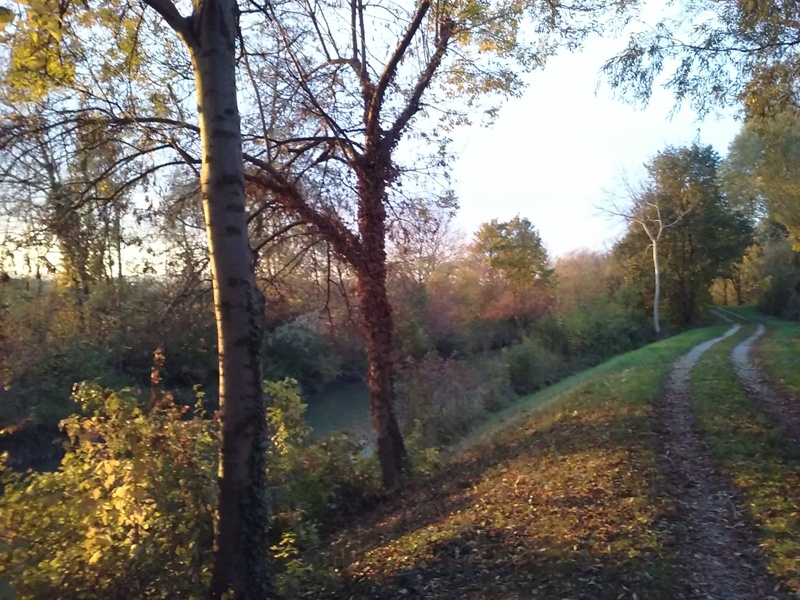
[[652, 240, 661, 334]]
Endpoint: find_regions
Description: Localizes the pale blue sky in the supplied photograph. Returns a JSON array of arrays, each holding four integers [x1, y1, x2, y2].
[[450, 33, 741, 258]]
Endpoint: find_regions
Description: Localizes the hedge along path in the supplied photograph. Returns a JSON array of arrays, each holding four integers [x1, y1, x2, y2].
[[731, 324, 800, 444], [656, 324, 780, 600]]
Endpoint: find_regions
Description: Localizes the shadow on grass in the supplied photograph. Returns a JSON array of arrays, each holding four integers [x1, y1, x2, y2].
[[305, 409, 683, 600], [299, 327, 734, 600], [318, 521, 684, 600]]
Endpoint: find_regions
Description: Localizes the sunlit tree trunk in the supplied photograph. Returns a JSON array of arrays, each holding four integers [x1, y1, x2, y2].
[[179, 1, 271, 597], [733, 277, 744, 305]]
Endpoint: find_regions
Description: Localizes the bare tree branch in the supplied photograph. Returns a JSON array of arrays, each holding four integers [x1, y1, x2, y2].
[[366, 0, 432, 141], [386, 17, 454, 148], [140, 0, 196, 47]]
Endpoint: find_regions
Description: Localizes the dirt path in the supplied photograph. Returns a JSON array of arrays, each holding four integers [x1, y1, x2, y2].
[[731, 324, 800, 443], [656, 324, 781, 599]]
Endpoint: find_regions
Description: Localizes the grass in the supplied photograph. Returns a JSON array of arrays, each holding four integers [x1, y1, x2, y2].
[[703, 305, 800, 396], [451, 326, 728, 455], [690, 324, 800, 596], [714, 305, 785, 325], [754, 320, 800, 398], [298, 326, 729, 599]]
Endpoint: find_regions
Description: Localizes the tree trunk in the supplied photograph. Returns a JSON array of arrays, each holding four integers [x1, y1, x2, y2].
[[685, 285, 696, 325], [652, 241, 661, 334], [187, 3, 271, 598], [356, 157, 407, 488], [733, 278, 744, 305], [114, 203, 123, 281], [356, 261, 407, 487]]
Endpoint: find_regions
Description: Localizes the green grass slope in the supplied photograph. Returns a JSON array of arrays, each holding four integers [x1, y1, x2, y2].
[[300, 326, 731, 599], [756, 319, 800, 399]]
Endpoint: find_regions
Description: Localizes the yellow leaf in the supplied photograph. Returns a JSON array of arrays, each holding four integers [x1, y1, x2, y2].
[[44, 21, 61, 42], [88, 550, 102, 565]]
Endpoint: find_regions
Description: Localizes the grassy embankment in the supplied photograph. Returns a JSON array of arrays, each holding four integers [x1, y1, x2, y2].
[[300, 326, 729, 599], [690, 315, 800, 596]]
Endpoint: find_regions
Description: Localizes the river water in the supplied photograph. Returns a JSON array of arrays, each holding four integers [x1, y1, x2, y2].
[[304, 381, 372, 439]]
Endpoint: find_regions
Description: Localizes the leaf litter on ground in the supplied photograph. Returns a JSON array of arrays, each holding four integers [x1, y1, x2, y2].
[[297, 327, 741, 599]]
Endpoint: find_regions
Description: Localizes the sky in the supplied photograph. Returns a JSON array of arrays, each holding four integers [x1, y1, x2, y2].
[[449, 33, 742, 259]]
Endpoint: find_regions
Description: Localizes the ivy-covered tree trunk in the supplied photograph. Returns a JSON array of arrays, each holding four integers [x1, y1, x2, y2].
[[356, 154, 407, 488], [183, 2, 271, 598]]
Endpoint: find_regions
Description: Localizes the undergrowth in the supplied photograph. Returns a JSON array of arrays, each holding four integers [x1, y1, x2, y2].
[[0, 380, 377, 599]]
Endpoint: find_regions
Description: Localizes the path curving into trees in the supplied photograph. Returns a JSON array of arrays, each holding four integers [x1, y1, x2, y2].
[[655, 324, 779, 599], [730, 324, 800, 444]]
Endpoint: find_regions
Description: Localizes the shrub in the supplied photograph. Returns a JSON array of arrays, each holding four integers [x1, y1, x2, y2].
[[0, 379, 378, 599], [265, 378, 378, 524], [562, 302, 647, 368], [526, 312, 570, 358], [263, 379, 380, 594], [263, 317, 347, 391], [0, 383, 217, 599], [396, 356, 483, 445], [12, 335, 132, 424], [503, 335, 562, 395], [396, 354, 515, 447], [477, 355, 516, 412], [0, 280, 216, 428]]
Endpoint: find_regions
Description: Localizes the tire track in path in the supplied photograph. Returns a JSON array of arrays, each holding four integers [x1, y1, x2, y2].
[[656, 324, 782, 599], [731, 324, 800, 443]]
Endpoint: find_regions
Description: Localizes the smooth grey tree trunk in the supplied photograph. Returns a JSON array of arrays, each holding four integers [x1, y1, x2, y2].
[[184, 2, 271, 598], [652, 240, 661, 334]]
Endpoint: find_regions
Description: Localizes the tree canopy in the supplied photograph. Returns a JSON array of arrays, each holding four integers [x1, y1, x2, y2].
[[473, 216, 553, 289], [471, 215, 554, 324], [602, 0, 800, 117], [722, 109, 800, 247]]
